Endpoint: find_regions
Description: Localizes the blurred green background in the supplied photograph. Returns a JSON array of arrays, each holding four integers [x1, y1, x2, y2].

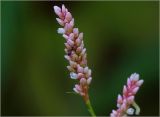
[[1, 1, 159, 116]]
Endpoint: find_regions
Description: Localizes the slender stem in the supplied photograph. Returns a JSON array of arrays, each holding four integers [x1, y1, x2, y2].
[[132, 101, 140, 115], [85, 99, 96, 117]]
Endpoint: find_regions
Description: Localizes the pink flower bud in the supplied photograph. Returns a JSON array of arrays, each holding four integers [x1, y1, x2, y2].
[[75, 84, 82, 91], [56, 18, 64, 26], [130, 73, 139, 81], [70, 18, 74, 27], [63, 34, 69, 40], [77, 65, 84, 73], [62, 4, 66, 14], [127, 78, 131, 86], [67, 66, 75, 72], [78, 33, 83, 40], [69, 33, 74, 40], [84, 67, 89, 73], [64, 23, 73, 33], [64, 43, 71, 50], [87, 77, 92, 85], [80, 78, 87, 86], [123, 85, 127, 94], [65, 12, 72, 21], [86, 69, 91, 77], [54, 6, 62, 17], [77, 73, 84, 79], [80, 48, 86, 56], [73, 28, 79, 37], [136, 80, 144, 86], [71, 54, 78, 61], [80, 41, 84, 49], [76, 46, 82, 54], [64, 55, 70, 61], [121, 102, 127, 111], [69, 61, 77, 68], [127, 96, 134, 104], [132, 87, 139, 94], [112, 110, 117, 115], [117, 94, 123, 104], [75, 38, 81, 46], [73, 87, 79, 94], [67, 39, 74, 46]]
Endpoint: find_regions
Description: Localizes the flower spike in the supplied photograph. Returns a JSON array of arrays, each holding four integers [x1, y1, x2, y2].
[[54, 4, 93, 102], [110, 73, 144, 117]]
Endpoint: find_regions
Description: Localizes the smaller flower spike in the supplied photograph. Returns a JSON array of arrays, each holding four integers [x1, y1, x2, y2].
[[110, 73, 144, 117]]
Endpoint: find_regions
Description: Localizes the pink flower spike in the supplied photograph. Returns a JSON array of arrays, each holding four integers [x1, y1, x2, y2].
[[110, 73, 144, 117], [54, 4, 93, 102]]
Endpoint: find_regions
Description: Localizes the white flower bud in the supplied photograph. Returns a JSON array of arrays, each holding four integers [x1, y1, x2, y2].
[[57, 28, 65, 34], [70, 72, 78, 79], [127, 108, 134, 115]]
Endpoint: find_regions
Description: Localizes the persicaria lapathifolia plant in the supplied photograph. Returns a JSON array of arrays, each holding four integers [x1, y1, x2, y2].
[[53, 4, 95, 116], [53, 4, 144, 117]]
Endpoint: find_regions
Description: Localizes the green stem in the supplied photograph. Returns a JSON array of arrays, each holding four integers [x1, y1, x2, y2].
[[85, 99, 96, 117], [132, 101, 140, 115]]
